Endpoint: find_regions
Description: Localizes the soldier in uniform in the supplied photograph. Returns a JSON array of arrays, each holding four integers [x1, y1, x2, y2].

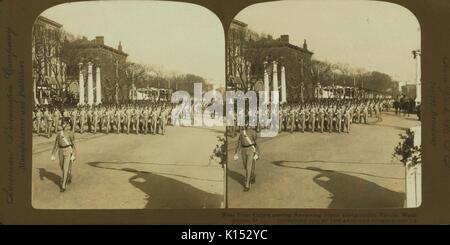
[[298, 107, 305, 133], [344, 108, 351, 133], [326, 107, 334, 133], [354, 106, 360, 124], [115, 107, 122, 134], [79, 107, 86, 134], [70, 108, 78, 134], [134, 107, 141, 134], [86, 107, 93, 133], [151, 106, 158, 134], [35, 107, 43, 134], [362, 105, 368, 124], [310, 107, 317, 133], [142, 107, 150, 134], [104, 107, 112, 134], [126, 107, 132, 134], [44, 107, 53, 138], [53, 107, 62, 133], [51, 117, 76, 192], [318, 106, 325, 133], [233, 123, 259, 192], [160, 110, 167, 135], [335, 107, 342, 133], [93, 107, 99, 134], [289, 107, 296, 133]]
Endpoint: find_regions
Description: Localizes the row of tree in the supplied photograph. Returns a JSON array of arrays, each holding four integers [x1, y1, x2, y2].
[[227, 25, 401, 99]]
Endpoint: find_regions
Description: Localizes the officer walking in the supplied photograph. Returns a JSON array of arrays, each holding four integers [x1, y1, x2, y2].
[[234, 123, 259, 192], [51, 117, 77, 192]]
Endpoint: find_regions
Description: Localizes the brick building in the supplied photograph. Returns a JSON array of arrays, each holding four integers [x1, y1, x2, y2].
[[63, 36, 128, 103], [32, 16, 67, 105]]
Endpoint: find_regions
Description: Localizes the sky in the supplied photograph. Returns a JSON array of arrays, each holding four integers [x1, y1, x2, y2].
[[235, 0, 421, 85], [41, 1, 225, 88]]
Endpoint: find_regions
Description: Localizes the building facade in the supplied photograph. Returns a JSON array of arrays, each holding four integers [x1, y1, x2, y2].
[[227, 19, 314, 102], [32, 16, 67, 105], [63, 36, 128, 104]]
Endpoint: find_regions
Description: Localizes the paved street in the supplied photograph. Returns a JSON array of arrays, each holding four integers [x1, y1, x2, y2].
[[32, 126, 225, 209], [227, 112, 421, 209]]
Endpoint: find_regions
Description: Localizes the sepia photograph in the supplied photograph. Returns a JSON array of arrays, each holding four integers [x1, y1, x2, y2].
[[31, 1, 226, 209], [226, 0, 422, 209]]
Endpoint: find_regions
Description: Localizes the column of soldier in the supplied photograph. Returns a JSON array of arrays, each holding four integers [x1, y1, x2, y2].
[[33, 102, 173, 138], [277, 98, 389, 134]]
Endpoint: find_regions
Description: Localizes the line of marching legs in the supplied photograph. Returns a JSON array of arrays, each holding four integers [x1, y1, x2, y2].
[[33, 103, 173, 138]]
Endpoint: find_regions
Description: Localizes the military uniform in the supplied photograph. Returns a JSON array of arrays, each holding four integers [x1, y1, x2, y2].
[[53, 109, 62, 133], [93, 109, 99, 134], [79, 108, 86, 133], [104, 109, 111, 134], [126, 108, 132, 134], [51, 124, 76, 192], [318, 107, 325, 133], [335, 108, 342, 133], [70, 109, 78, 133], [235, 127, 259, 192], [151, 108, 158, 134], [326, 108, 333, 133], [44, 109, 53, 138], [344, 109, 351, 133], [310, 108, 317, 132]]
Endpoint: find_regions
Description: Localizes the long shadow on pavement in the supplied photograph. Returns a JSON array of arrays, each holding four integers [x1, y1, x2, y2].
[[272, 161, 405, 209], [38, 168, 61, 188], [273, 160, 404, 180], [227, 169, 246, 188], [88, 162, 223, 209]]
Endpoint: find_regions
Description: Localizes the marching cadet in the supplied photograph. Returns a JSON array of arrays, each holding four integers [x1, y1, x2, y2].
[[349, 104, 354, 125], [289, 107, 296, 133], [309, 107, 316, 133], [151, 106, 158, 134], [86, 107, 92, 133], [304, 107, 310, 132], [51, 117, 76, 192], [35, 107, 43, 134], [79, 107, 86, 134], [318, 106, 325, 133], [115, 108, 122, 134], [135, 107, 141, 134], [160, 110, 167, 135], [374, 103, 381, 120], [53, 107, 62, 133], [298, 107, 306, 133], [104, 107, 112, 134], [70, 108, 78, 134], [36, 108, 44, 134], [354, 106, 360, 124], [44, 107, 53, 138], [93, 107, 99, 134], [335, 107, 342, 133], [126, 106, 132, 134], [142, 107, 149, 134], [344, 108, 351, 133], [98, 107, 103, 132], [234, 122, 259, 192], [326, 107, 334, 133], [362, 105, 368, 124]]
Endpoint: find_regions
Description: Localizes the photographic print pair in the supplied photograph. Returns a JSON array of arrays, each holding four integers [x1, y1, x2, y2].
[[32, 0, 421, 210]]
